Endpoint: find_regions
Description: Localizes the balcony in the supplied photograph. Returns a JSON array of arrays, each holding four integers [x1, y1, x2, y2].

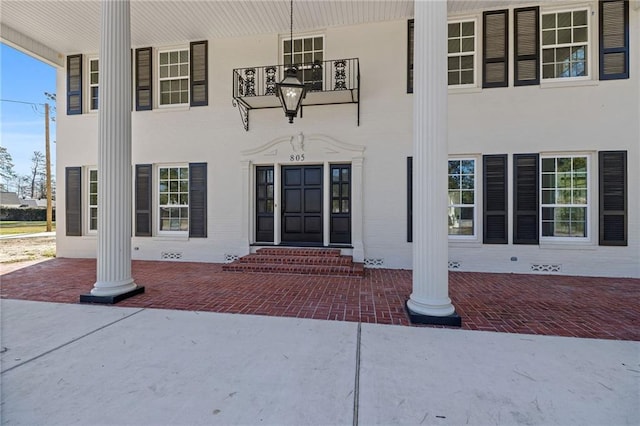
[[232, 58, 360, 131]]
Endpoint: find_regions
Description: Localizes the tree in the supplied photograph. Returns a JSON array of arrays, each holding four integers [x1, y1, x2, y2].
[[0, 146, 16, 192], [29, 151, 45, 198]]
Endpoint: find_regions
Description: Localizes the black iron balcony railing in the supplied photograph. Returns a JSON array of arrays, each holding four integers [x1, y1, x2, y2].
[[232, 58, 360, 131]]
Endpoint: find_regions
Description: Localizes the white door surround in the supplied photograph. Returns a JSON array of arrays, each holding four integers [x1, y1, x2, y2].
[[241, 133, 365, 261]]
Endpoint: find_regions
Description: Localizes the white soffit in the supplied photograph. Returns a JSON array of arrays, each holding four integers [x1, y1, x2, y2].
[[1, 0, 579, 63]]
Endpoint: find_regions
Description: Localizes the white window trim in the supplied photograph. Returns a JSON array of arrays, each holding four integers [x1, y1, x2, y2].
[[87, 57, 99, 112], [447, 156, 479, 240], [157, 47, 190, 108], [86, 166, 98, 235], [539, 153, 592, 244], [539, 6, 592, 84], [447, 17, 478, 90], [156, 164, 189, 237]]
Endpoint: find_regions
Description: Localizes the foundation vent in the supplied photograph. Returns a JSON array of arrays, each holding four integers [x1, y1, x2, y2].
[[161, 252, 183, 260], [364, 258, 384, 268], [224, 254, 239, 263], [448, 261, 461, 270], [530, 264, 562, 273]]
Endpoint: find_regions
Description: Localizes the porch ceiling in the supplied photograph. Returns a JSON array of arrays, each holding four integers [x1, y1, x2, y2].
[[1, 0, 558, 66]]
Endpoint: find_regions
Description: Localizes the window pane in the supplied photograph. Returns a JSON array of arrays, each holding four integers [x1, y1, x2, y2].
[[448, 23, 460, 38], [461, 190, 474, 204], [448, 175, 461, 190], [294, 39, 302, 51], [557, 29, 571, 44], [573, 27, 587, 43], [557, 12, 571, 28], [314, 37, 323, 50], [460, 70, 474, 84], [542, 14, 555, 30], [542, 30, 555, 46], [448, 160, 461, 174], [461, 37, 474, 52], [448, 191, 461, 204], [448, 56, 460, 70], [573, 10, 587, 26], [461, 21, 474, 36], [460, 55, 473, 69], [448, 39, 460, 54]]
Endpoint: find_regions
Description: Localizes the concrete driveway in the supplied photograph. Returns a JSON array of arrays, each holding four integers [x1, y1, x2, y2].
[[1, 299, 638, 425]]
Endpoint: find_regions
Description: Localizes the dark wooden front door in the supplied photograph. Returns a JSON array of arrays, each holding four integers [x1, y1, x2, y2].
[[282, 165, 323, 244]]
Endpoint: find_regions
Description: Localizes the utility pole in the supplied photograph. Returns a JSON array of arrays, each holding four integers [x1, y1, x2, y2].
[[45, 102, 52, 232]]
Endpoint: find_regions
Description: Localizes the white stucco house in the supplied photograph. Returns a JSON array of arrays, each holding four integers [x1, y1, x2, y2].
[[1, 0, 638, 317]]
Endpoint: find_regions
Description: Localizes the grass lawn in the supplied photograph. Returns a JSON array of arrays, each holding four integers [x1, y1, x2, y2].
[[0, 221, 56, 235]]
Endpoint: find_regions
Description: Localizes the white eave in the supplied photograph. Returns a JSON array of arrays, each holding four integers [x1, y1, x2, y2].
[[0, 0, 588, 67]]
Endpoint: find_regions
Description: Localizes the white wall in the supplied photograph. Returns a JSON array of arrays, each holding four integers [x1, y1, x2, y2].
[[55, 1, 639, 278]]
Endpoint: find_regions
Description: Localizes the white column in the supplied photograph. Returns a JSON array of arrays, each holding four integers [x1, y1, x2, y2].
[[407, 0, 457, 319], [90, 0, 137, 297]]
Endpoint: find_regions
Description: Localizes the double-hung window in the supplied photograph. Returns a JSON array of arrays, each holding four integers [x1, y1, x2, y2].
[[541, 9, 589, 80], [158, 166, 189, 233], [448, 20, 476, 87], [448, 159, 476, 236], [89, 59, 99, 111], [88, 168, 98, 232], [159, 49, 189, 106], [283, 36, 324, 90], [541, 156, 589, 239]]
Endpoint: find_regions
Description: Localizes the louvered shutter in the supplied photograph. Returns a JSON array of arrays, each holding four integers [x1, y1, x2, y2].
[[65, 167, 82, 236], [599, 0, 629, 80], [407, 156, 413, 242], [190, 41, 208, 106], [599, 151, 627, 245], [135, 164, 152, 236], [513, 154, 539, 244], [135, 47, 153, 111], [483, 10, 508, 88], [407, 20, 414, 94], [189, 163, 207, 238], [66, 55, 83, 115], [514, 7, 540, 86], [483, 155, 508, 244]]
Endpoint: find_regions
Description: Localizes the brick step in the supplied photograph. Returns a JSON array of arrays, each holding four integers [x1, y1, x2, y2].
[[223, 262, 364, 277], [256, 247, 342, 257], [238, 254, 353, 266]]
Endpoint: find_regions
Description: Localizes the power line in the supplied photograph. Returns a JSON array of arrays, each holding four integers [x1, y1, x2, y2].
[[0, 98, 44, 106]]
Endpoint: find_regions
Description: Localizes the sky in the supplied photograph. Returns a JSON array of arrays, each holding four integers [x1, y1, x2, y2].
[[1, 43, 57, 180]]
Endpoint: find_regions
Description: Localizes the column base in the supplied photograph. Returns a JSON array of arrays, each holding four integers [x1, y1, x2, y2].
[[80, 285, 145, 304], [405, 301, 462, 327]]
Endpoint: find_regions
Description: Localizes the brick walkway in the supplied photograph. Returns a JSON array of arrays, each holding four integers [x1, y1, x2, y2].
[[1, 258, 638, 341]]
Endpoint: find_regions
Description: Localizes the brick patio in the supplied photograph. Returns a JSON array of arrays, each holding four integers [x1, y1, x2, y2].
[[1, 258, 638, 341]]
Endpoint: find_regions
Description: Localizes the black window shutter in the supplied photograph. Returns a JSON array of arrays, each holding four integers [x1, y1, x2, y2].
[[599, 151, 627, 245], [135, 47, 153, 111], [135, 164, 153, 236], [483, 155, 508, 244], [514, 7, 540, 86], [65, 167, 82, 236], [407, 20, 414, 94], [483, 10, 509, 88], [599, 0, 629, 80], [513, 154, 539, 244], [190, 41, 208, 106], [66, 54, 83, 115], [189, 162, 207, 238], [407, 156, 413, 242]]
